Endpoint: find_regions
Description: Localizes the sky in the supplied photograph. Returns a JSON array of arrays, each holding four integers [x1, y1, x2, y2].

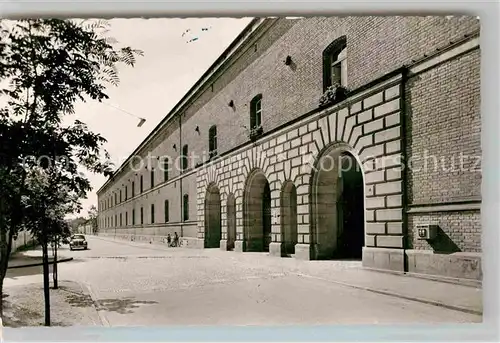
[[69, 17, 254, 218]]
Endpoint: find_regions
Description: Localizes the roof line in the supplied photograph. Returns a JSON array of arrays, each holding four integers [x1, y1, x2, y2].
[[96, 17, 266, 195]]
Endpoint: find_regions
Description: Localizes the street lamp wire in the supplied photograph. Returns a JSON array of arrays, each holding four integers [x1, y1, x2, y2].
[[101, 101, 147, 127]]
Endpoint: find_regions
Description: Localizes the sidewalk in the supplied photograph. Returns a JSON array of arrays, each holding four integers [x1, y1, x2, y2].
[[8, 247, 73, 269], [94, 234, 483, 316], [296, 266, 482, 315]]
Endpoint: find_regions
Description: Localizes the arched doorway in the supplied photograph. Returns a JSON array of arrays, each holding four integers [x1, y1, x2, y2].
[[281, 181, 298, 256], [204, 183, 222, 248], [311, 145, 365, 260], [226, 193, 237, 251], [243, 170, 272, 252]]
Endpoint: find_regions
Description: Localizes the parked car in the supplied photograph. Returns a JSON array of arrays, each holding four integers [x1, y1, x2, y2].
[[69, 234, 88, 251]]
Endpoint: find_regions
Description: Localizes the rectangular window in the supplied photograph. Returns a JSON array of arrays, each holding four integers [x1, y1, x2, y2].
[[125, 186, 128, 200], [132, 209, 136, 225], [329, 47, 347, 87], [182, 145, 189, 171], [132, 181, 135, 197], [114, 214, 117, 227], [183, 194, 189, 221], [164, 200, 169, 222], [140, 175, 144, 193], [151, 204, 155, 224], [209, 125, 217, 159], [114, 193, 117, 205], [140, 207, 144, 225], [250, 94, 263, 130], [120, 213, 122, 226], [323, 37, 347, 90], [125, 211, 128, 226], [255, 98, 262, 127], [151, 169, 155, 188], [119, 190, 122, 203], [163, 158, 169, 182]]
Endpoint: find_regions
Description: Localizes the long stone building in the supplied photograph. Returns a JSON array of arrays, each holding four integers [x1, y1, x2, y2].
[[96, 17, 481, 280]]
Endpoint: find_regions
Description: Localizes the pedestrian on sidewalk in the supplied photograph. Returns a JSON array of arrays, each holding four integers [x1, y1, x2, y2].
[[174, 232, 179, 247], [166, 234, 172, 247]]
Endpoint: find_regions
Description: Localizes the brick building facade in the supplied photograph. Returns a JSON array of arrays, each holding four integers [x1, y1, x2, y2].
[[96, 17, 481, 280]]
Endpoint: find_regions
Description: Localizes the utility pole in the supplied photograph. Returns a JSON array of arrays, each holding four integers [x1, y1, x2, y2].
[[41, 233, 50, 326], [52, 235, 58, 289]]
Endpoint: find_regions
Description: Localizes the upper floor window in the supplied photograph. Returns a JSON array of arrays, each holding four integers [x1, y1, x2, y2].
[[164, 200, 170, 223], [250, 94, 263, 130], [183, 194, 189, 221], [132, 181, 135, 197], [163, 157, 169, 182], [114, 192, 117, 205], [323, 36, 347, 91], [209, 125, 217, 159], [182, 145, 189, 171], [119, 190, 122, 203], [140, 175, 144, 193], [150, 169, 155, 189], [125, 186, 128, 201]]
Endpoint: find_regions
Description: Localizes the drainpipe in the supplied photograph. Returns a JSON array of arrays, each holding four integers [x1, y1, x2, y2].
[[399, 66, 410, 273]]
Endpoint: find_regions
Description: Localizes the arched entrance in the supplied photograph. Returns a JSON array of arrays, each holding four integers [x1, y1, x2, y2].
[[204, 183, 222, 248], [311, 144, 365, 260], [281, 181, 298, 256], [243, 170, 272, 252], [226, 193, 237, 251]]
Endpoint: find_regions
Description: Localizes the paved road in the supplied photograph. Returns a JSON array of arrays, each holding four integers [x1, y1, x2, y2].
[[5, 236, 481, 326]]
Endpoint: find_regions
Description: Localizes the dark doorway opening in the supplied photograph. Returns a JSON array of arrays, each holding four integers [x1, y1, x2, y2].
[[226, 194, 237, 251], [335, 153, 364, 259], [262, 182, 272, 252], [204, 184, 222, 248]]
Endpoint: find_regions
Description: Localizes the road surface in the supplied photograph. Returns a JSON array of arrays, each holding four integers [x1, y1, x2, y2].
[[4, 236, 482, 326]]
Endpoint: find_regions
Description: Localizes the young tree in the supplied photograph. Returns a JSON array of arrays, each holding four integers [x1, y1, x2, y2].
[[87, 205, 99, 235], [0, 18, 142, 323]]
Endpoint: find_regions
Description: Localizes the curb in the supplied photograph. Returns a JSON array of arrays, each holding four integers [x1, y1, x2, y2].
[[363, 266, 482, 288], [83, 283, 110, 327], [296, 273, 483, 316], [7, 257, 74, 269]]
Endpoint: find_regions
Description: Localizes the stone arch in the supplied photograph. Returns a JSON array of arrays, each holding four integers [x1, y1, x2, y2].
[[204, 182, 222, 248], [281, 180, 298, 256], [242, 168, 272, 252], [226, 193, 237, 251], [310, 142, 365, 260]]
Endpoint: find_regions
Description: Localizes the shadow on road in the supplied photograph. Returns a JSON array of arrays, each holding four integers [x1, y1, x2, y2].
[[96, 297, 158, 314]]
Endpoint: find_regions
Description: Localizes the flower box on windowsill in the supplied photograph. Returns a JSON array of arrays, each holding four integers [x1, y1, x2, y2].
[[249, 125, 264, 141], [319, 83, 350, 109], [208, 150, 218, 161]]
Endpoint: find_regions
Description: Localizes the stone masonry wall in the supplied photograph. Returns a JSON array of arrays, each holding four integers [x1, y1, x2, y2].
[[196, 79, 405, 257]]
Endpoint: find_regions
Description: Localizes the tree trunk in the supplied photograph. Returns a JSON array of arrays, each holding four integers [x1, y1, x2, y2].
[[0, 223, 14, 321], [42, 241, 50, 326], [52, 237, 58, 289], [0, 276, 4, 321]]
